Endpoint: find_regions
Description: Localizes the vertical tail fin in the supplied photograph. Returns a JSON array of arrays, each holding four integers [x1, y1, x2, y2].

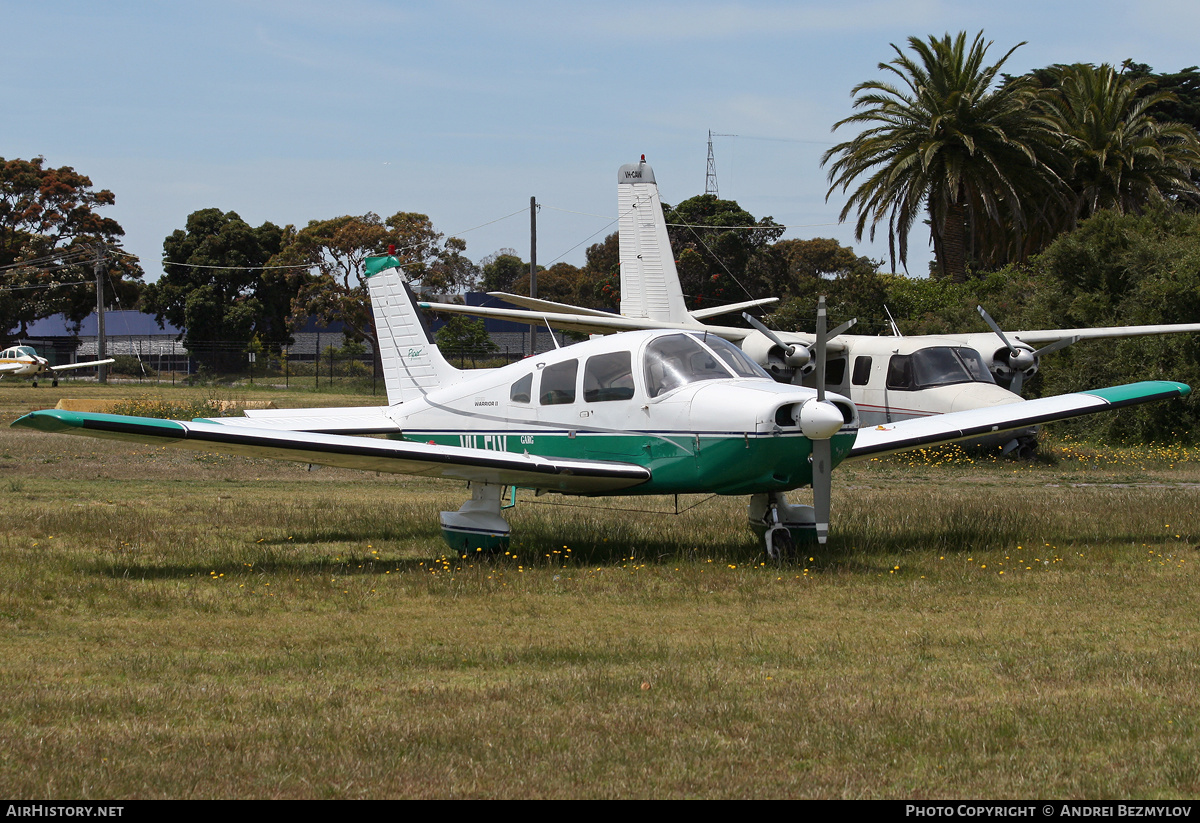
[[617, 158, 691, 323], [365, 258, 463, 405]]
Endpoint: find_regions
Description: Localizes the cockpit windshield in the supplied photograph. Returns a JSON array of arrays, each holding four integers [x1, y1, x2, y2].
[[687, 333, 771, 379], [644, 334, 753, 397], [886, 347, 996, 390]]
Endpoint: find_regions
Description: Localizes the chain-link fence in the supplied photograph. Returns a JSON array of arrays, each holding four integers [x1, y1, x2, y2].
[[71, 341, 528, 392]]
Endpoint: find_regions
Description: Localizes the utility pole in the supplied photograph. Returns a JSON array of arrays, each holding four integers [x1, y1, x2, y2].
[[529, 196, 538, 355], [94, 247, 107, 384]]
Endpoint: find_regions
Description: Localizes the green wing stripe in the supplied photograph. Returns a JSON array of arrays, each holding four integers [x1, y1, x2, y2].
[[1082, 381, 1192, 407], [14, 410, 188, 440]]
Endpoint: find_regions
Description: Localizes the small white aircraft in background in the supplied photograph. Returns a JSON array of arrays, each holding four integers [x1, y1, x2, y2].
[[12, 258, 1190, 556], [423, 158, 1200, 454], [0, 345, 115, 387]]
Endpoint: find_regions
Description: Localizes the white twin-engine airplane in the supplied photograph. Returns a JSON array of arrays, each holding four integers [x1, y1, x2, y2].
[[0, 345, 115, 387], [11, 260, 1190, 557], [423, 158, 1200, 455]]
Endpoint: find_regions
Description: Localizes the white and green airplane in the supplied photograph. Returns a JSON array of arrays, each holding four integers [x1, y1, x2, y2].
[[11, 260, 1191, 557], [0, 345, 115, 387]]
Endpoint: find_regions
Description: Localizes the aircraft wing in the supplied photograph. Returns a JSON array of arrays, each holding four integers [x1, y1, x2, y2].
[[486, 293, 619, 317], [0, 362, 26, 374], [49, 358, 115, 372], [419, 300, 741, 338], [848, 381, 1191, 460], [1005, 323, 1200, 346], [11, 410, 651, 494], [486, 292, 779, 321]]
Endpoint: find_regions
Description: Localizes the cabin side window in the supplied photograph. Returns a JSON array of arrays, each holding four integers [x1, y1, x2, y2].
[[825, 356, 847, 387], [852, 356, 872, 386], [886, 354, 913, 390], [510, 373, 533, 404], [539, 359, 578, 405], [583, 351, 634, 402]]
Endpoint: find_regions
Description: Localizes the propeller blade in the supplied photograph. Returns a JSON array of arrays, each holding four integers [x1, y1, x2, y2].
[[815, 296, 828, 402], [741, 312, 793, 354], [1010, 369, 1025, 394], [812, 438, 832, 544], [827, 316, 857, 341], [1034, 336, 1079, 357], [977, 305, 1020, 357]]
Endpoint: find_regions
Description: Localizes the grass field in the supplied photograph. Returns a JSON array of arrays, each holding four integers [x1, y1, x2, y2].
[[0, 382, 1197, 798]]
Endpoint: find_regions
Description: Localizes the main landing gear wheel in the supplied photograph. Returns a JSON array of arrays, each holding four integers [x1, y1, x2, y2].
[[749, 492, 815, 562], [766, 525, 794, 562]]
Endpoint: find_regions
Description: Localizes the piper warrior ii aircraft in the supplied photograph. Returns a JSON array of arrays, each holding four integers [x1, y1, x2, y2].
[[0, 345, 115, 387], [422, 158, 1200, 454], [11, 260, 1191, 557]]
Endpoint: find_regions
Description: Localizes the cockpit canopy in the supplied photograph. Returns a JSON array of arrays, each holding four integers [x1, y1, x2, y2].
[[1, 346, 36, 359], [886, 346, 995, 391]]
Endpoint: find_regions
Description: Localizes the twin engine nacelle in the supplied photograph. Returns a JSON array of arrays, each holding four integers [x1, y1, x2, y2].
[[988, 344, 1039, 376]]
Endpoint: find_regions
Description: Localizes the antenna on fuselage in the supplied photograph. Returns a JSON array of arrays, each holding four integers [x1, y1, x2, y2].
[[883, 305, 902, 337], [542, 316, 560, 349]]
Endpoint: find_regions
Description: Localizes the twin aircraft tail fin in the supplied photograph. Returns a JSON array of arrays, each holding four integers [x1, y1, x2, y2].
[[617, 159, 692, 324], [365, 258, 463, 405]]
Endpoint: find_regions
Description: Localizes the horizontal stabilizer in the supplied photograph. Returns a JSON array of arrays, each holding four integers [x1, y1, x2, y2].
[[689, 297, 779, 321]]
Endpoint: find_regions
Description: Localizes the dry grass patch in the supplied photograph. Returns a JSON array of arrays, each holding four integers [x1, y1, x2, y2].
[[2, 385, 1199, 797]]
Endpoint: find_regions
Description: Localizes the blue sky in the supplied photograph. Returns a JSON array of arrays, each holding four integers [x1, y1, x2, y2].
[[4, 0, 1198, 292]]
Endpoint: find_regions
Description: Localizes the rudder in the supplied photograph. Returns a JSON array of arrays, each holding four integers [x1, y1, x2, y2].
[[617, 157, 691, 323], [365, 257, 463, 405]]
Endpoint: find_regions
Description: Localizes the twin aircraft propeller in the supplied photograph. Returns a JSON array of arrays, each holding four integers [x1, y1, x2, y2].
[[9, 161, 1194, 556]]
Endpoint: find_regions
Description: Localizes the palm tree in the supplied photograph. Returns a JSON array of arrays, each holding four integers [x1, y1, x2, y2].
[[823, 32, 1062, 282], [1040, 64, 1200, 228]]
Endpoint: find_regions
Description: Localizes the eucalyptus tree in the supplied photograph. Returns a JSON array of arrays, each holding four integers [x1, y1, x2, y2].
[[0, 157, 142, 340], [823, 31, 1063, 282]]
